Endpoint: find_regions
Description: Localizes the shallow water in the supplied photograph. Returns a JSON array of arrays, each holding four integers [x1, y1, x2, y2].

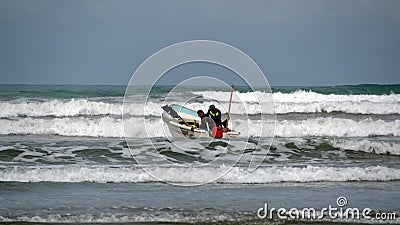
[[0, 84, 399, 224]]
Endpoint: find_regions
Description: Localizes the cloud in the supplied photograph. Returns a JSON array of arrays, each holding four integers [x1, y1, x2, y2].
[[0, 0, 399, 85], [2, 0, 399, 27]]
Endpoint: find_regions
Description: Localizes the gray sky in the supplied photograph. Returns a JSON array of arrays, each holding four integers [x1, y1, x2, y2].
[[0, 0, 399, 86]]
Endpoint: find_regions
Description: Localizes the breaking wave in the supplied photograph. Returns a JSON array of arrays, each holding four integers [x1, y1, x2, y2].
[[0, 117, 398, 138], [1, 165, 399, 183], [330, 139, 400, 155], [194, 90, 400, 103], [1, 89, 399, 119]]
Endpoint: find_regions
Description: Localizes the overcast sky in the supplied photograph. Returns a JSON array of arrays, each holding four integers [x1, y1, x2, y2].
[[0, 0, 399, 86]]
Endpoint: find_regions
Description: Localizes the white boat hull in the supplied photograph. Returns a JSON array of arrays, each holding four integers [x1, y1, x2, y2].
[[161, 105, 240, 139]]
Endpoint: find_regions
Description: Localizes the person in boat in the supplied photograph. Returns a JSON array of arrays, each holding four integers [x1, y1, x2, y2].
[[197, 110, 216, 131], [206, 105, 227, 128]]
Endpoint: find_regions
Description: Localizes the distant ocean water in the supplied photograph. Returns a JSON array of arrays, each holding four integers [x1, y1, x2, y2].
[[0, 84, 399, 224]]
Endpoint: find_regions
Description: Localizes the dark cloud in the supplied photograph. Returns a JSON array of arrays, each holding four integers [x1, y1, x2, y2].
[[0, 0, 399, 85]]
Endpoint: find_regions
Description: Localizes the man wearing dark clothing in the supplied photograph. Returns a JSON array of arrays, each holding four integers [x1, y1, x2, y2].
[[206, 105, 227, 128]]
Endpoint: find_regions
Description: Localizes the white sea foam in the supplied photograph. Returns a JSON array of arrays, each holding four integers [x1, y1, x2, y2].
[[0, 99, 118, 117], [0, 117, 162, 138], [1, 99, 400, 117], [194, 90, 400, 103], [1, 165, 399, 183], [330, 139, 400, 155], [274, 101, 400, 114], [0, 212, 251, 223], [0, 214, 228, 223], [1, 91, 400, 118], [0, 117, 398, 138], [194, 91, 400, 113], [0, 99, 164, 117], [235, 118, 400, 138], [168, 100, 400, 115], [1, 213, 398, 224]]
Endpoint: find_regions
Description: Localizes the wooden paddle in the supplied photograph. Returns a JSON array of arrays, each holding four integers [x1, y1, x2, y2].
[[226, 85, 234, 130]]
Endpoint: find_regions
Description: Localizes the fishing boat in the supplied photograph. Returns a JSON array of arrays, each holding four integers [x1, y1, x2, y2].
[[161, 104, 240, 138], [161, 85, 240, 139]]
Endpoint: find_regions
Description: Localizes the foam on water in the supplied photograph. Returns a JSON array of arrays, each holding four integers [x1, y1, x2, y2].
[[274, 101, 400, 114], [0, 99, 162, 117], [1, 91, 400, 118], [236, 117, 400, 138], [0, 212, 255, 224], [194, 90, 400, 103], [331, 139, 400, 155], [1, 212, 398, 224], [271, 118, 400, 137], [1, 165, 399, 183], [1, 85, 399, 224], [0, 117, 398, 138]]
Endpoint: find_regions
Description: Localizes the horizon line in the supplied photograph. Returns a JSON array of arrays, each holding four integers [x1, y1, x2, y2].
[[1, 82, 399, 87]]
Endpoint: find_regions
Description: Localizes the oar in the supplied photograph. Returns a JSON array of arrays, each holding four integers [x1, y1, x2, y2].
[[226, 85, 234, 130]]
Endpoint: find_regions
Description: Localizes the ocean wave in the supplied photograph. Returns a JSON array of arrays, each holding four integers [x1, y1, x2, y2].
[[1, 98, 400, 118], [274, 101, 400, 114], [1, 212, 398, 224], [0, 211, 254, 224], [330, 139, 400, 155], [0, 117, 165, 138], [175, 100, 400, 115], [0, 99, 126, 117], [0, 117, 398, 138], [235, 118, 400, 138], [194, 90, 400, 103], [1, 165, 399, 183]]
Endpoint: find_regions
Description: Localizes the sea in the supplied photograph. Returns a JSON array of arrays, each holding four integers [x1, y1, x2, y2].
[[0, 84, 399, 224]]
